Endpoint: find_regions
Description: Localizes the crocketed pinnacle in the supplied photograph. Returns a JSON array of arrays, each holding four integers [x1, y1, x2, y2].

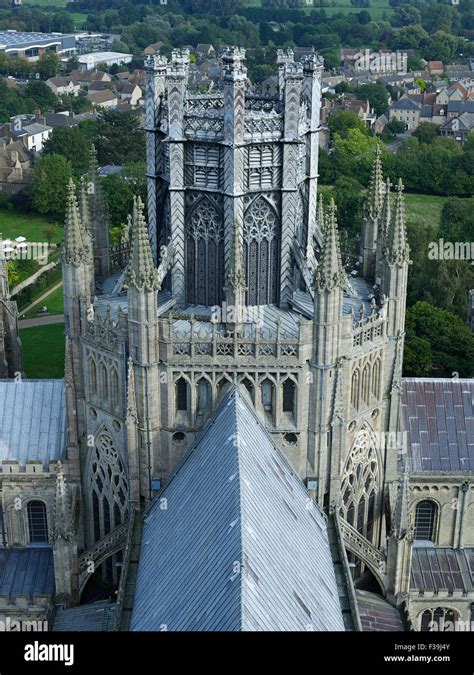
[[62, 179, 91, 266], [385, 178, 410, 266], [314, 198, 346, 292], [380, 177, 392, 238], [78, 176, 91, 235], [366, 144, 384, 222], [126, 196, 160, 291], [392, 463, 411, 540]]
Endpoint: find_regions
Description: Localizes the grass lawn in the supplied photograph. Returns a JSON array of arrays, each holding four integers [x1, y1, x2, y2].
[[404, 193, 446, 232], [72, 12, 88, 29], [20, 322, 65, 379], [22, 283, 64, 319], [0, 208, 62, 244], [243, 0, 393, 19], [22, 0, 68, 5]]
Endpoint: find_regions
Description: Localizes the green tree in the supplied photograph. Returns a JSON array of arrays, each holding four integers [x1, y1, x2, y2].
[[412, 122, 439, 144], [102, 163, 147, 230], [30, 153, 72, 220], [393, 5, 421, 26], [35, 52, 60, 80], [43, 125, 96, 177], [332, 175, 364, 238], [95, 110, 145, 165], [354, 82, 389, 116], [332, 128, 381, 184], [391, 24, 429, 51], [328, 110, 367, 139], [404, 302, 474, 377], [24, 81, 58, 111], [42, 225, 57, 245]]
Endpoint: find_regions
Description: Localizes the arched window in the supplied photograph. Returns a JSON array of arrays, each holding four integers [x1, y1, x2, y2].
[[282, 379, 295, 415], [27, 501, 48, 544], [420, 608, 456, 632], [101, 364, 108, 402], [261, 379, 275, 421], [414, 500, 437, 541], [186, 197, 224, 306], [340, 429, 379, 544], [351, 370, 360, 410], [372, 359, 380, 399], [111, 369, 119, 411], [176, 378, 188, 412], [361, 365, 370, 404], [88, 433, 129, 544], [89, 359, 97, 396], [243, 196, 280, 305], [196, 378, 210, 416]]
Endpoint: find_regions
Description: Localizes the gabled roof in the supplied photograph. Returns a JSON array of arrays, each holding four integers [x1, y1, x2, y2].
[[0, 379, 66, 467], [131, 388, 347, 632], [53, 600, 116, 631], [391, 98, 421, 111], [402, 378, 474, 473], [87, 90, 118, 104]]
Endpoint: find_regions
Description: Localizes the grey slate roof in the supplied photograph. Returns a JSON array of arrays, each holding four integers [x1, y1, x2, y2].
[[402, 378, 474, 473], [410, 546, 474, 593], [131, 388, 346, 632], [0, 547, 55, 601], [53, 600, 116, 631], [391, 98, 421, 111], [0, 379, 66, 467]]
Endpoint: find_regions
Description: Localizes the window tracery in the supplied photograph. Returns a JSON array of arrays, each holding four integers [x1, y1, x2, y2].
[[186, 197, 224, 306], [243, 196, 280, 305]]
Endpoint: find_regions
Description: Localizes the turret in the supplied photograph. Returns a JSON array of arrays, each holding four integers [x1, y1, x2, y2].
[[374, 177, 391, 287], [126, 196, 161, 504], [50, 463, 79, 604], [309, 199, 346, 504], [87, 145, 110, 278], [62, 178, 92, 441], [387, 465, 413, 604]]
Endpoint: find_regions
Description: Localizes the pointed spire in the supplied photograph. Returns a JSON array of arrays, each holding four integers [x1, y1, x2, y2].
[[78, 176, 91, 235], [87, 144, 107, 218], [126, 196, 160, 291], [392, 463, 412, 540], [385, 178, 410, 266], [126, 357, 138, 421], [314, 199, 346, 292], [62, 179, 91, 266], [366, 144, 384, 221], [380, 177, 391, 237]]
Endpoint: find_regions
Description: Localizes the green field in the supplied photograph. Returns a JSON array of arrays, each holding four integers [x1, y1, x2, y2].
[[21, 0, 68, 6], [72, 12, 88, 29], [0, 208, 62, 244], [22, 283, 64, 319], [244, 0, 393, 19], [20, 322, 65, 378], [404, 193, 446, 232]]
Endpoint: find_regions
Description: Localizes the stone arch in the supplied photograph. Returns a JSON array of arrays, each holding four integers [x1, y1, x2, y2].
[[186, 195, 224, 306], [413, 498, 440, 542], [243, 195, 280, 305]]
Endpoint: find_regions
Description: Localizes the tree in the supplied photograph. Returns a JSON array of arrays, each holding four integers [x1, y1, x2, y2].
[[24, 81, 58, 111], [332, 175, 364, 237], [42, 225, 57, 245], [35, 52, 60, 80], [328, 110, 367, 139], [102, 162, 147, 230], [30, 154, 72, 221], [391, 24, 429, 51], [412, 122, 439, 144], [404, 302, 474, 377], [332, 128, 381, 184], [43, 125, 96, 177], [426, 30, 459, 62], [393, 5, 421, 27], [95, 110, 145, 165], [384, 118, 406, 137], [354, 82, 389, 116]]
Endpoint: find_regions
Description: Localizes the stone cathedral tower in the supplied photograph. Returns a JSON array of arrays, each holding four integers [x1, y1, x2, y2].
[[59, 48, 416, 606]]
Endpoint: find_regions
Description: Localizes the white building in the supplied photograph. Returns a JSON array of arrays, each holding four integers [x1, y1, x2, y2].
[[78, 51, 132, 72]]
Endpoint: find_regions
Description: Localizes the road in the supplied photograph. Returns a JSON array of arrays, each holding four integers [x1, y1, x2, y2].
[[19, 314, 64, 329]]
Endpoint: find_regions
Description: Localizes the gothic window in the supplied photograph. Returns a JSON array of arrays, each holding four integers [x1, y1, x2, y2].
[[243, 196, 280, 305], [191, 145, 220, 189], [196, 378, 210, 416], [111, 368, 120, 411], [89, 359, 97, 396], [420, 608, 456, 632], [176, 378, 188, 412], [88, 433, 129, 544], [351, 370, 360, 410], [361, 365, 370, 404], [340, 430, 379, 544], [100, 363, 108, 403], [282, 379, 295, 415], [414, 500, 437, 541], [27, 501, 48, 544], [261, 379, 275, 422], [186, 197, 224, 306], [372, 359, 380, 399]]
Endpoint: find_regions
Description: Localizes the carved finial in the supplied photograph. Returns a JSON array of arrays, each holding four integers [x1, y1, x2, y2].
[[126, 196, 160, 292], [313, 198, 346, 293], [62, 179, 91, 266], [385, 178, 410, 266]]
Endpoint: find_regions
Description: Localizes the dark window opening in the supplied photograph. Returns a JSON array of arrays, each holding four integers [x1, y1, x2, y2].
[[176, 378, 188, 412], [414, 500, 436, 541], [27, 501, 48, 543], [282, 380, 295, 413]]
